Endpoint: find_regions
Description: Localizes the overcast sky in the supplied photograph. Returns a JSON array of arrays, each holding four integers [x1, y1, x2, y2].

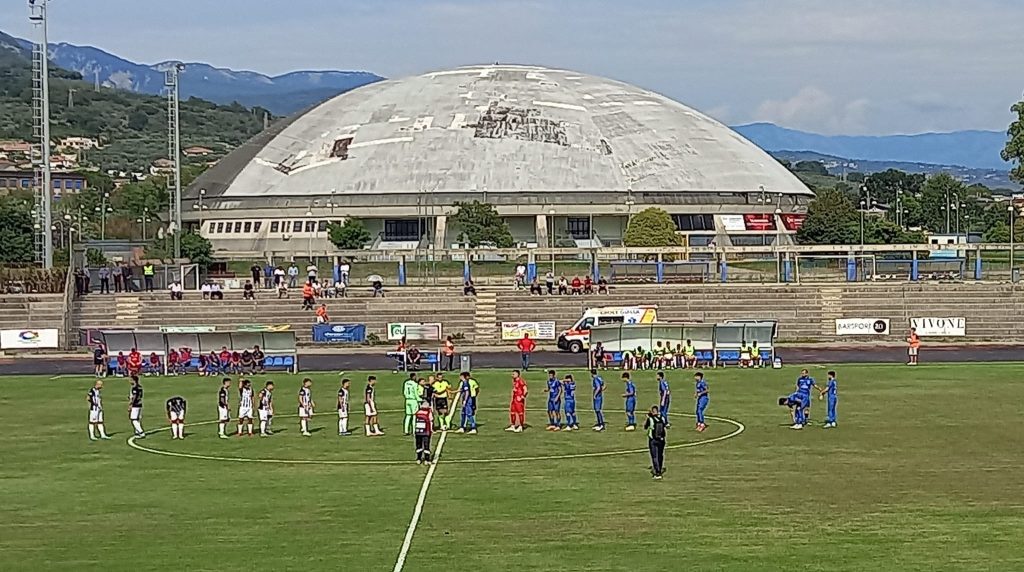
[[4, 0, 1022, 135]]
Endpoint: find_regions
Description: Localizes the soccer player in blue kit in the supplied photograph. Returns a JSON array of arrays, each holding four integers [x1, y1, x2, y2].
[[817, 370, 838, 428], [657, 371, 671, 427], [795, 369, 816, 428], [546, 369, 562, 431], [694, 371, 709, 432], [621, 372, 637, 431], [591, 369, 606, 432], [562, 374, 579, 430]]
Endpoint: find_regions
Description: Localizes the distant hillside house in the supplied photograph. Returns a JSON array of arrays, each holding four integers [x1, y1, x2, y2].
[[0, 167, 88, 194], [0, 140, 32, 155], [150, 158, 175, 175], [57, 136, 100, 150], [183, 146, 214, 157]]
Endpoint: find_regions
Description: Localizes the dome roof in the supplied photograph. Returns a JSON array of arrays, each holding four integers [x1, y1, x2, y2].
[[189, 64, 811, 201]]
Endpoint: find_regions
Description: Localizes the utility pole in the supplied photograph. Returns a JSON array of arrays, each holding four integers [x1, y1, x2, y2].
[[29, 0, 53, 269]]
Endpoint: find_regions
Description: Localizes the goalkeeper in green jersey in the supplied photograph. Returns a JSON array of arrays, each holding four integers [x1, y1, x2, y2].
[[402, 373, 422, 435]]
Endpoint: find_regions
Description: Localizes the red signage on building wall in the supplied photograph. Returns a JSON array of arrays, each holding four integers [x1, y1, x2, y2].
[[780, 214, 807, 231], [743, 214, 776, 231]]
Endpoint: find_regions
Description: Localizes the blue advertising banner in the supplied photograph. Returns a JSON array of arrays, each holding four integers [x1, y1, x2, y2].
[[312, 324, 367, 343]]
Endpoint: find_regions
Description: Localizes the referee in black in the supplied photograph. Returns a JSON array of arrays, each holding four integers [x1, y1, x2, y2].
[[645, 405, 667, 480]]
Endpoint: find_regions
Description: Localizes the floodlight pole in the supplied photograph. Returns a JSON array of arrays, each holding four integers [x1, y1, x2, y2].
[[29, 0, 54, 268]]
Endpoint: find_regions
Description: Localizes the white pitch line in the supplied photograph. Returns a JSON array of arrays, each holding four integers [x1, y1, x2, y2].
[[392, 430, 448, 572]]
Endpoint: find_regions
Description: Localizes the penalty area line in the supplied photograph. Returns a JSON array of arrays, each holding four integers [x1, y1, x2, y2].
[[392, 430, 448, 572]]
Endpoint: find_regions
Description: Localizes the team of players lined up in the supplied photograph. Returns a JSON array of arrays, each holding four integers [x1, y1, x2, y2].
[[85, 368, 837, 447]]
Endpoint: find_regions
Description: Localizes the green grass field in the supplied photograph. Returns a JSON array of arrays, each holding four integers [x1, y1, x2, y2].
[[2, 364, 1023, 571]]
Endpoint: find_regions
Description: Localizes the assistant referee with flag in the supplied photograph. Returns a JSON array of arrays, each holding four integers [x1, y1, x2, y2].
[[645, 405, 667, 480]]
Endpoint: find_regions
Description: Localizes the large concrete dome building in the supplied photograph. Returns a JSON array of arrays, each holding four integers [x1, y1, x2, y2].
[[185, 64, 813, 258]]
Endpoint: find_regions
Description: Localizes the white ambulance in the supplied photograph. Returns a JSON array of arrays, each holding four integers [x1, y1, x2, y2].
[[556, 306, 658, 353]]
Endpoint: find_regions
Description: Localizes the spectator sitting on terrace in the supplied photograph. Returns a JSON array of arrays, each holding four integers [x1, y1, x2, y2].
[[315, 303, 329, 324], [544, 272, 555, 295], [170, 280, 184, 301], [243, 280, 256, 300], [597, 277, 609, 294], [277, 280, 289, 299], [319, 280, 333, 298], [529, 278, 543, 295], [463, 279, 477, 296], [557, 276, 569, 295], [210, 282, 224, 300], [372, 279, 385, 298], [584, 275, 594, 294], [514, 264, 527, 289], [334, 280, 347, 298], [312, 280, 323, 297], [302, 281, 315, 310], [201, 281, 212, 300], [570, 276, 583, 295]]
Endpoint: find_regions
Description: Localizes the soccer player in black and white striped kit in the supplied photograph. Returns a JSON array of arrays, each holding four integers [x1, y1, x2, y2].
[[165, 395, 187, 440], [87, 379, 111, 441], [238, 379, 255, 436], [298, 378, 315, 437], [128, 376, 145, 438], [258, 381, 275, 437]]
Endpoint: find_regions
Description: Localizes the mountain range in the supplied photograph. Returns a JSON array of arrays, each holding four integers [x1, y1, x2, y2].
[[2, 30, 1016, 175], [5, 32, 381, 116], [734, 123, 1009, 172]]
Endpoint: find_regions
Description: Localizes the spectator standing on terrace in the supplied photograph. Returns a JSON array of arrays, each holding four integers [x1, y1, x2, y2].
[[74, 268, 85, 296], [339, 260, 351, 286], [442, 336, 456, 371], [302, 282, 315, 310], [82, 266, 91, 293], [98, 266, 111, 294], [307, 263, 318, 283], [287, 263, 299, 288], [273, 266, 286, 288], [250, 264, 261, 289], [517, 333, 536, 371], [514, 264, 527, 289], [545, 272, 555, 295], [264, 263, 274, 289], [112, 264, 123, 293], [123, 264, 135, 292]]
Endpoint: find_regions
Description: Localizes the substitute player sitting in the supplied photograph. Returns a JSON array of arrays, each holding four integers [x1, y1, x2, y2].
[[145, 352, 162, 376], [165, 395, 187, 440]]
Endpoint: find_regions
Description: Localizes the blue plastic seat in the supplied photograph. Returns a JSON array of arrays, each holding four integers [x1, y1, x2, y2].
[[282, 356, 294, 366], [272, 357, 284, 367], [264, 357, 274, 367]]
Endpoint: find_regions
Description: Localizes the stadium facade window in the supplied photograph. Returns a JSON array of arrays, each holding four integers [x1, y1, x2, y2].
[[224, 222, 233, 234], [253, 222, 262, 233], [293, 221, 303, 233], [728, 234, 776, 247], [304, 221, 316, 233], [566, 217, 591, 239], [243, 222, 252, 233], [216, 222, 225, 233], [234, 222, 242, 233], [74, 180, 83, 190], [270, 221, 279, 233], [672, 214, 716, 232], [21, 179, 30, 188], [317, 220, 329, 232], [384, 219, 421, 241], [687, 235, 716, 247]]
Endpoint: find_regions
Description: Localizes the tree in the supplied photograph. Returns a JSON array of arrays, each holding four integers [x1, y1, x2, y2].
[[982, 220, 1024, 243], [180, 232, 214, 269], [623, 207, 681, 248], [792, 161, 829, 176], [864, 219, 924, 245], [919, 173, 967, 234], [864, 169, 925, 207], [0, 197, 34, 264], [795, 188, 859, 245], [452, 201, 514, 248], [327, 219, 372, 250], [1002, 100, 1024, 185]]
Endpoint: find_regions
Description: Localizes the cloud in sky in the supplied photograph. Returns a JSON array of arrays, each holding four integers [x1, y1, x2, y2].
[[2, 0, 1022, 135]]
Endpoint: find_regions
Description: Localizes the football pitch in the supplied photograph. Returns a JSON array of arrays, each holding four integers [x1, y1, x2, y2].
[[2, 363, 1023, 571]]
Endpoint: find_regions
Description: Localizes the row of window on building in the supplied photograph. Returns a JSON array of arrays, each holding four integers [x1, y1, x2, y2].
[[0, 177, 86, 191], [205, 220, 344, 235]]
